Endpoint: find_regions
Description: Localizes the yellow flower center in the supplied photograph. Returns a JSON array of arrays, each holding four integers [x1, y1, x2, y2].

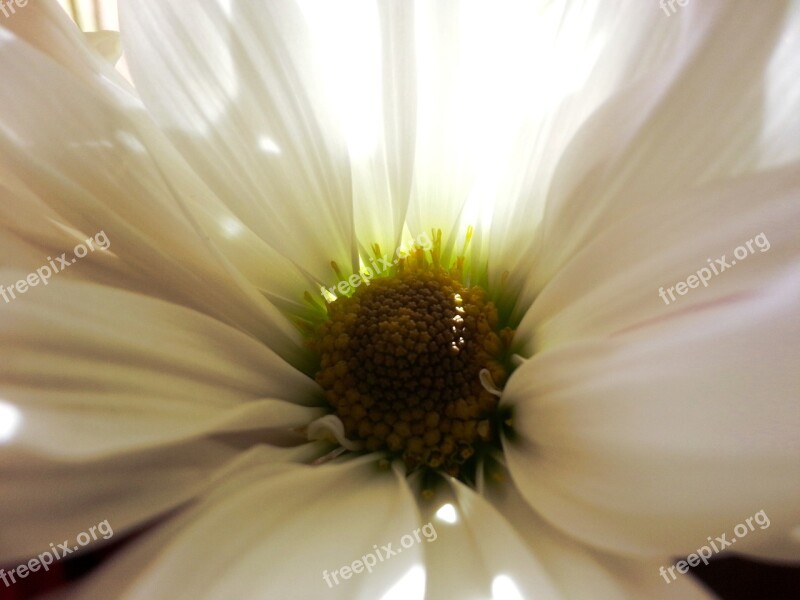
[[312, 250, 513, 479]]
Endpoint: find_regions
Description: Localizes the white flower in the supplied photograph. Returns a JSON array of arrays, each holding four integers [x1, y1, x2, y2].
[[0, 1, 799, 599]]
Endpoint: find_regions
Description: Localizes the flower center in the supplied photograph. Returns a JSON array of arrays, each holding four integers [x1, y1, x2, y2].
[[312, 262, 512, 478]]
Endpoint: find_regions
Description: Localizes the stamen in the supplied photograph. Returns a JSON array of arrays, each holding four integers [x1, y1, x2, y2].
[[479, 368, 503, 397]]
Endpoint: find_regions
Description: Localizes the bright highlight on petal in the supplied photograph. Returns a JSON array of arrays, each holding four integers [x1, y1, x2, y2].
[[297, 0, 381, 158], [379, 565, 426, 600], [217, 0, 233, 16], [491, 574, 525, 600], [435, 502, 458, 524], [0, 400, 21, 444], [221, 217, 244, 238], [257, 135, 281, 155]]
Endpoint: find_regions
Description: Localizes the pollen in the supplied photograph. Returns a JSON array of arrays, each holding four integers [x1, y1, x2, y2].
[[312, 263, 512, 479]]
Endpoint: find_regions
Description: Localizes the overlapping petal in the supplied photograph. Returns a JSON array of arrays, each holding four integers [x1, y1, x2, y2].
[[0, 275, 321, 458], [417, 475, 562, 599], [0, 20, 312, 364], [60, 454, 425, 600], [504, 265, 800, 559], [0, 438, 240, 564], [118, 0, 360, 280], [516, 1, 800, 311], [481, 463, 715, 599], [515, 164, 800, 355]]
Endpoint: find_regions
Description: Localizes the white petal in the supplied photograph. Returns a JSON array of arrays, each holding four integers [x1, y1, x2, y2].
[[0, 165, 110, 276], [517, 164, 800, 355], [523, 2, 800, 301], [62, 455, 425, 600], [398, 1, 684, 275], [0, 275, 321, 458], [303, 0, 417, 252], [0, 438, 240, 564], [0, 27, 307, 363], [416, 476, 562, 600], [504, 268, 800, 559], [476, 0, 684, 286], [4, 1, 332, 318], [481, 462, 715, 599], [1, 0, 128, 85], [84, 30, 122, 64], [592, 556, 716, 600], [118, 0, 360, 281]]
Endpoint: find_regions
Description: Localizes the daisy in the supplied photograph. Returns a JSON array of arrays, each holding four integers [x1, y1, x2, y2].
[[1, 1, 799, 599]]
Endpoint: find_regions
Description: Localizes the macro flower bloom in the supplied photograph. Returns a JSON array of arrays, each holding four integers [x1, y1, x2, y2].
[[1, 1, 799, 599]]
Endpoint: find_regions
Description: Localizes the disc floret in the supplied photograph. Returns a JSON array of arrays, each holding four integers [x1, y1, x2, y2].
[[312, 246, 513, 479]]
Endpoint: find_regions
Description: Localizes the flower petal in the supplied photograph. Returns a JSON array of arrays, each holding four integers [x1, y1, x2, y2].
[[523, 2, 800, 301], [504, 266, 800, 559], [84, 30, 122, 65], [481, 462, 715, 599], [0, 275, 321, 458], [1, 0, 125, 84], [416, 475, 562, 600], [517, 164, 800, 355], [118, 0, 360, 280], [0, 438, 237, 564], [473, 0, 685, 287], [0, 25, 309, 363], [61, 454, 425, 600]]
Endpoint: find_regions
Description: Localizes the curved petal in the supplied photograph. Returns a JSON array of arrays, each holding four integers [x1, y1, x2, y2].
[[0, 166, 112, 276], [83, 30, 122, 65], [3, 0, 331, 321], [407, 1, 678, 262], [0, 275, 322, 458], [480, 461, 715, 599], [0, 438, 234, 564], [318, 0, 417, 253], [475, 0, 686, 293], [503, 267, 800, 559], [0, 441, 321, 566], [516, 163, 800, 355], [118, 0, 360, 281], [0, 24, 309, 364], [1, 0, 127, 85], [520, 1, 800, 305], [415, 475, 562, 600], [61, 454, 425, 600]]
